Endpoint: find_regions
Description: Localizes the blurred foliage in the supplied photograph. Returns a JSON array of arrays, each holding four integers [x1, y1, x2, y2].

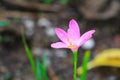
[[60, 0, 69, 4], [42, 0, 53, 4], [4, 73, 13, 80], [41, 0, 69, 4], [0, 20, 9, 27], [0, 35, 11, 42]]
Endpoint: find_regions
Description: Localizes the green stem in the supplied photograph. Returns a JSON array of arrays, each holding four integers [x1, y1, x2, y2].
[[73, 51, 78, 80], [81, 50, 91, 80]]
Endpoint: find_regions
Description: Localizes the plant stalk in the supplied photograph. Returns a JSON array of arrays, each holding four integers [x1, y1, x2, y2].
[[73, 51, 78, 80]]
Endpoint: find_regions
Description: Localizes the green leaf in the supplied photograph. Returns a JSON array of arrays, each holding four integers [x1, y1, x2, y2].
[[80, 50, 91, 80], [36, 54, 48, 80], [39, 63, 48, 80], [36, 58, 48, 80], [42, 53, 48, 80], [21, 29, 36, 77], [36, 58, 42, 80]]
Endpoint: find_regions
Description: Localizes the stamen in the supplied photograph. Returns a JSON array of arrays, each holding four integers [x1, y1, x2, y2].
[[67, 39, 75, 48]]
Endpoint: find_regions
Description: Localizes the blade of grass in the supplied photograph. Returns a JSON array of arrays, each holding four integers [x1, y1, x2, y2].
[[39, 63, 44, 80], [42, 53, 48, 80], [36, 54, 48, 80], [80, 50, 91, 80], [36, 58, 42, 80], [39, 62, 48, 80], [21, 29, 36, 77]]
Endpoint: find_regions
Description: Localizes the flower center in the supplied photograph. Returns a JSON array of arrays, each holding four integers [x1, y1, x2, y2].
[[67, 39, 76, 48]]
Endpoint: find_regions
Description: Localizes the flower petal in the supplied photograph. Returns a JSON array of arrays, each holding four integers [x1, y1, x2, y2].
[[51, 42, 68, 48], [77, 30, 95, 47], [67, 19, 80, 40], [55, 28, 68, 44]]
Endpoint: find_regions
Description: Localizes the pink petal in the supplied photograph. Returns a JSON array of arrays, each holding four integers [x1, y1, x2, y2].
[[67, 19, 80, 40], [51, 42, 68, 48], [55, 28, 69, 44], [77, 30, 95, 46]]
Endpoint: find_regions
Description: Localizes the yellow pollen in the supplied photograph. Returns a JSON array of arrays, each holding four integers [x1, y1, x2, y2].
[[67, 39, 75, 48]]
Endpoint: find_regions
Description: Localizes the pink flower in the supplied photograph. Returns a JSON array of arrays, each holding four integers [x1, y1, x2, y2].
[[51, 19, 95, 51]]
